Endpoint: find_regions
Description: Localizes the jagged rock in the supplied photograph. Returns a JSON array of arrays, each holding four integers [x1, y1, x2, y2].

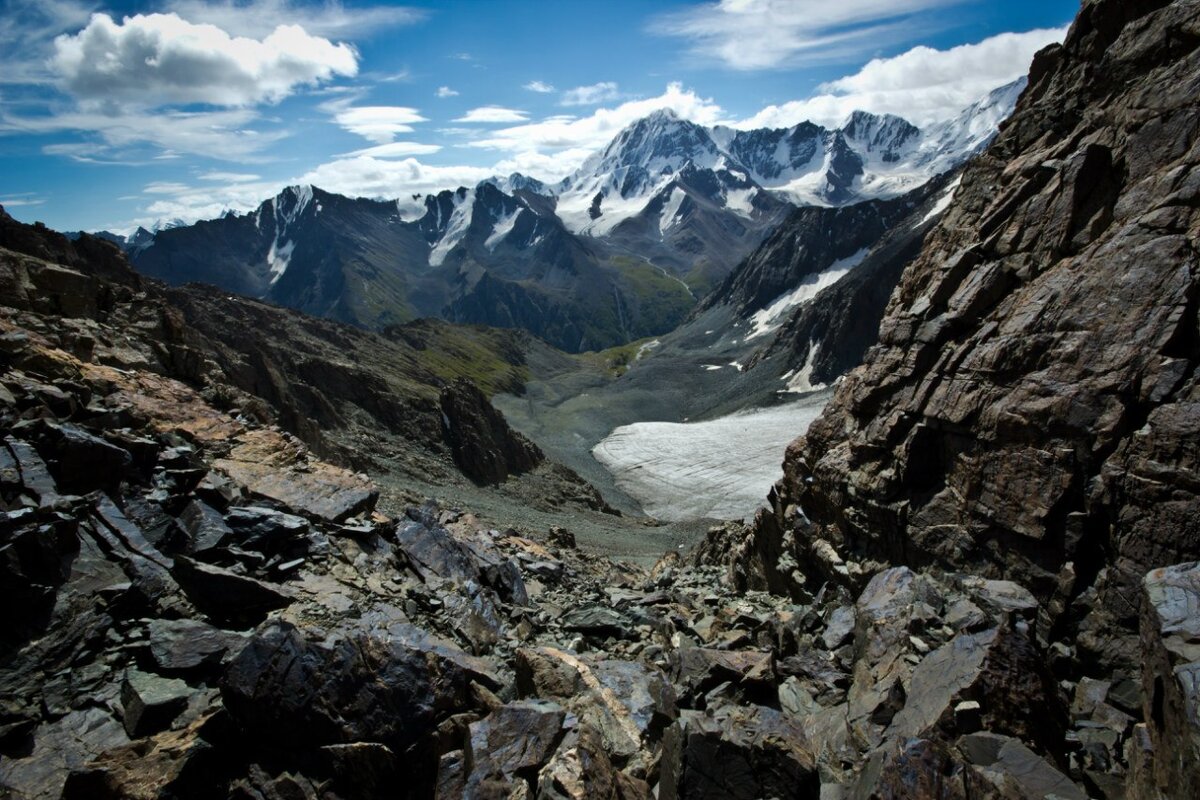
[[1137, 562, 1200, 798], [222, 505, 310, 557], [395, 519, 480, 584], [59, 711, 220, 800], [27, 422, 132, 495], [120, 670, 191, 738], [462, 700, 566, 796], [146, 618, 247, 672], [958, 732, 1087, 800], [561, 605, 632, 639], [849, 737, 1006, 800], [887, 625, 1064, 755], [659, 706, 820, 800], [536, 724, 652, 800], [178, 499, 232, 553], [171, 555, 293, 625], [221, 623, 487, 772], [440, 378, 544, 485], [214, 430, 378, 522], [514, 647, 677, 761], [668, 648, 775, 705]]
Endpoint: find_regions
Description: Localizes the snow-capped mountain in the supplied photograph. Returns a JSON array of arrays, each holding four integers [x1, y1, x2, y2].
[[550, 77, 1025, 235], [126, 79, 1025, 352]]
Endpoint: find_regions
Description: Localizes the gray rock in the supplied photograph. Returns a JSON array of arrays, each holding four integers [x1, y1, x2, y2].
[[958, 732, 1087, 800], [120, 669, 191, 738]]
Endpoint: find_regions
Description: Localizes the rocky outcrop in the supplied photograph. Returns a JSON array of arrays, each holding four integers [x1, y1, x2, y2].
[[440, 378, 544, 484], [740, 0, 1200, 665], [701, 0, 1200, 795]]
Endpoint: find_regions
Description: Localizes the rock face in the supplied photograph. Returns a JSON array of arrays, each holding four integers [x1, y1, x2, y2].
[[440, 378, 544, 485], [742, 0, 1200, 669]]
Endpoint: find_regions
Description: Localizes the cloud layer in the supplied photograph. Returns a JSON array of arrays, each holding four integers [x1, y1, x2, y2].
[[652, 0, 965, 70]]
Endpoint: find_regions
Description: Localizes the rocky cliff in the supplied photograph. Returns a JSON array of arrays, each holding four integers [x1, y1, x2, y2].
[[721, 0, 1200, 795]]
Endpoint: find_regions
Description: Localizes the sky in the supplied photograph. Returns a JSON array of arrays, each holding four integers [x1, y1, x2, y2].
[[0, 0, 1080, 233]]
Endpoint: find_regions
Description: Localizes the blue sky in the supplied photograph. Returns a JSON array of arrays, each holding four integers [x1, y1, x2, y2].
[[0, 0, 1079, 232]]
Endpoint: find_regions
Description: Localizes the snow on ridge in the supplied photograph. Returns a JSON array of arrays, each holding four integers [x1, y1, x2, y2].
[[919, 176, 962, 226], [659, 187, 687, 235], [747, 248, 871, 340], [485, 206, 522, 251], [429, 188, 476, 266], [266, 238, 295, 286]]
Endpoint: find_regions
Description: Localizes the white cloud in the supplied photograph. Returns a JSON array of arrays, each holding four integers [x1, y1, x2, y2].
[[143, 182, 193, 195], [739, 27, 1065, 128], [436, 86, 459, 98], [163, 0, 425, 40], [0, 195, 47, 208], [332, 105, 428, 143], [561, 82, 620, 107], [524, 80, 554, 93], [340, 141, 443, 158], [468, 82, 727, 166], [652, 0, 964, 70], [5, 107, 288, 161], [199, 171, 261, 182], [455, 106, 529, 123], [52, 13, 357, 110]]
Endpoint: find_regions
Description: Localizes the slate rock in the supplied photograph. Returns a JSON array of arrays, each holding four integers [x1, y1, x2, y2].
[[120, 670, 191, 738], [958, 732, 1087, 800], [146, 618, 247, 672], [172, 555, 293, 625], [561, 605, 631, 639], [463, 700, 566, 796], [659, 706, 820, 800], [221, 622, 487, 793]]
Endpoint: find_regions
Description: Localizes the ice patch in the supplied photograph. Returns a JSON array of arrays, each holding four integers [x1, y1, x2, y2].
[[429, 188, 475, 267], [266, 239, 295, 286], [919, 176, 962, 226], [658, 187, 686, 235], [781, 343, 826, 394], [724, 187, 757, 218], [485, 206, 522, 251], [747, 248, 870, 340], [593, 393, 831, 521]]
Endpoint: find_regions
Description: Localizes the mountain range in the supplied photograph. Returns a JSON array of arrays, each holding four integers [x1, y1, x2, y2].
[[120, 79, 1024, 353]]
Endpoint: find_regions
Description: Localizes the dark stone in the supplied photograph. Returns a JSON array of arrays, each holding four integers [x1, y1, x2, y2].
[[120, 670, 191, 738], [440, 378, 543, 485], [561, 605, 631, 639], [179, 500, 232, 554], [463, 700, 566, 794], [147, 618, 248, 672], [221, 622, 485, 796], [172, 555, 293, 625], [659, 706, 820, 800]]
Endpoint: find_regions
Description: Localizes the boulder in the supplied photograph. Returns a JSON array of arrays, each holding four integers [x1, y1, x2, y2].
[[1137, 562, 1200, 798], [668, 648, 776, 705], [146, 618, 247, 672], [171, 556, 293, 625], [462, 700, 566, 796], [120, 670, 191, 738], [515, 647, 676, 761], [958, 732, 1087, 800], [659, 706, 820, 800]]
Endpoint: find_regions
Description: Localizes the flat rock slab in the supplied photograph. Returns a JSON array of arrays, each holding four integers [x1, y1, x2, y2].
[[215, 430, 377, 523]]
